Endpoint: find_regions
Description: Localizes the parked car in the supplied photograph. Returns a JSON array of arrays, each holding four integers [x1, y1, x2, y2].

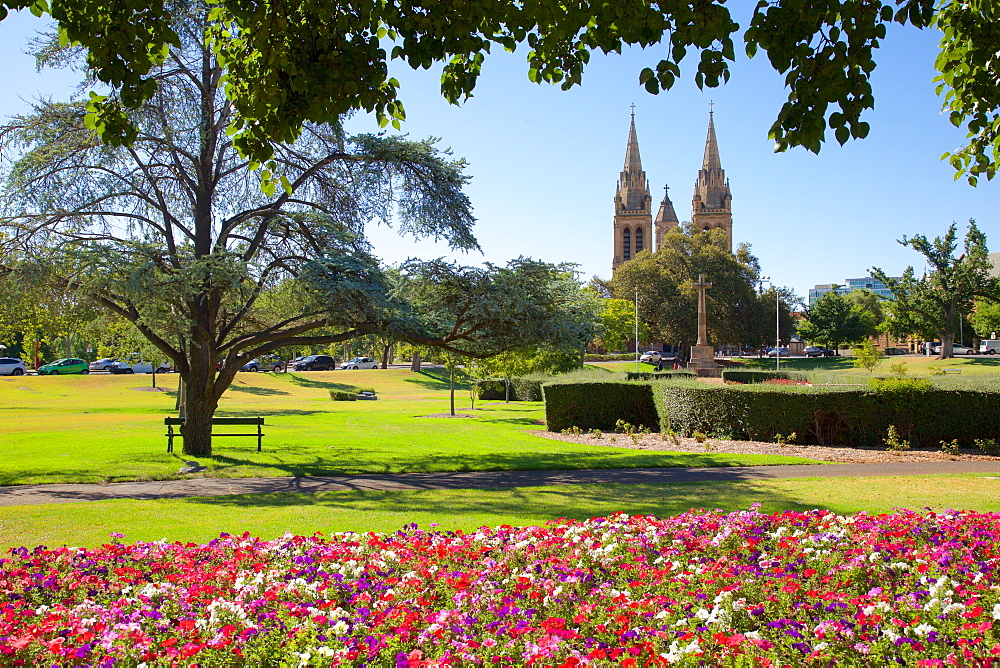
[[109, 359, 171, 374], [803, 346, 834, 358], [37, 358, 89, 375], [339, 356, 379, 370], [767, 347, 792, 357], [638, 351, 665, 363], [932, 344, 975, 355], [0, 357, 27, 376], [241, 356, 284, 372], [293, 354, 338, 371], [89, 357, 118, 371]]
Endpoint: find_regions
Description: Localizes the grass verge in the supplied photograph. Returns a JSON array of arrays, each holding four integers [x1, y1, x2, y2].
[[3, 474, 997, 550]]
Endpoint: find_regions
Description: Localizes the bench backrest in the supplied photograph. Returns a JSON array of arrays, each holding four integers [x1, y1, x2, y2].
[[165, 417, 264, 425]]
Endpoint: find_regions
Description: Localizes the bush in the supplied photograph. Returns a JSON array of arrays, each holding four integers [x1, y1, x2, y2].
[[329, 390, 358, 401], [624, 371, 697, 381], [652, 382, 1000, 447], [720, 370, 810, 384], [543, 382, 658, 432]]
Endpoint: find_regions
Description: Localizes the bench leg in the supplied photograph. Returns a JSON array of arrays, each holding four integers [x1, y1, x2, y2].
[[167, 425, 174, 453], [257, 424, 262, 452]]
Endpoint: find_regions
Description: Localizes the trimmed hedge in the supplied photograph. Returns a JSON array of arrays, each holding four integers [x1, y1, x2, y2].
[[625, 371, 697, 381], [654, 383, 1000, 446], [542, 379, 1000, 446], [543, 382, 658, 432], [720, 370, 810, 384]]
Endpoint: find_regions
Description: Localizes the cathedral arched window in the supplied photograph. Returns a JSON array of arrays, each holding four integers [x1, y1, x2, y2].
[[635, 227, 644, 253], [623, 228, 631, 262]]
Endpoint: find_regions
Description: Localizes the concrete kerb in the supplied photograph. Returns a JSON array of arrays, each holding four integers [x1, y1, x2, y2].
[[2, 461, 1000, 506]]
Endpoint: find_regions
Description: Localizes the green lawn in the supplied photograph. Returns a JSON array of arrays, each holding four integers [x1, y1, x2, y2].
[[0, 368, 818, 485], [3, 473, 999, 551]]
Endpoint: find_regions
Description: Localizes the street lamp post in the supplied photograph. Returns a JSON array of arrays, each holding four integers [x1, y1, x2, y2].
[[634, 288, 639, 373]]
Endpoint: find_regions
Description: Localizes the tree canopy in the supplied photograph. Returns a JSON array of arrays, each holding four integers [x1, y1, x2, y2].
[[798, 291, 875, 351], [871, 220, 1000, 359], [610, 226, 793, 350], [4, 1, 998, 182], [0, 6, 597, 456]]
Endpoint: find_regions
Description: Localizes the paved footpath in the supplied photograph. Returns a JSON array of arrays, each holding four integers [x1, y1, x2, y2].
[[2, 461, 1000, 506]]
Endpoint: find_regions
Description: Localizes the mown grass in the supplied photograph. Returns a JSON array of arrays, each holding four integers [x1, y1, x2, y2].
[[3, 474, 999, 551], [0, 368, 819, 486]]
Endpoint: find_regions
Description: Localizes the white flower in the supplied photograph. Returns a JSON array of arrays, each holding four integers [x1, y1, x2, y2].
[[331, 620, 350, 635], [913, 623, 935, 638], [813, 642, 829, 651], [695, 607, 711, 621], [991, 603, 1000, 620], [943, 603, 966, 616]]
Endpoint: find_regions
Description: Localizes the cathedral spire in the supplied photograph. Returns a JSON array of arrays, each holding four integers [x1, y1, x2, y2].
[[701, 107, 722, 170], [624, 104, 643, 174], [691, 105, 733, 250], [654, 184, 679, 250], [613, 107, 652, 271]]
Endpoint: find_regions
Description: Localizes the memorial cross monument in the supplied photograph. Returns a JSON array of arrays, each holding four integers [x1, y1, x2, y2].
[[688, 273, 721, 377]]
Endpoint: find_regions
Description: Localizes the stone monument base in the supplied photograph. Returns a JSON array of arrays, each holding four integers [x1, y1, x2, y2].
[[687, 344, 721, 378]]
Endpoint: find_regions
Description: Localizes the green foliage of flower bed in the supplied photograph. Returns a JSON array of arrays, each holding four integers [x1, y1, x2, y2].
[[720, 369, 810, 384], [655, 381, 1000, 446], [543, 381, 658, 432], [624, 371, 697, 381]]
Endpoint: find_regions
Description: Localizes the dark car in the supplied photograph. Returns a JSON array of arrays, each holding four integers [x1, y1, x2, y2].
[[292, 354, 337, 371], [803, 346, 835, 358]]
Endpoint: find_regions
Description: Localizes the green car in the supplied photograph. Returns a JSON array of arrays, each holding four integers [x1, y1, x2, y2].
[[37, 358, 90, 375]]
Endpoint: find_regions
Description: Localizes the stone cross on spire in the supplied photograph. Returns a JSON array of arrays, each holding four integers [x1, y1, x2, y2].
[[693, 274, 713, 346]]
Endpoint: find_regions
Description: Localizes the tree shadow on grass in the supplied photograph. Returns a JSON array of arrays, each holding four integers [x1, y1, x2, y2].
[[404, 369, 469, 391], [182, 482, 825, 521], [281, 375, 361, 392], [204, 449, 803, 478], [226, 385, 290, 396]]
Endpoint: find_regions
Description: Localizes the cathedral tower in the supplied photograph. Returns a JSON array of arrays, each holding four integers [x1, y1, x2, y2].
[[691, 110, 733, 250], [612, 109, 652, 271], [653, 184, 679, 248]]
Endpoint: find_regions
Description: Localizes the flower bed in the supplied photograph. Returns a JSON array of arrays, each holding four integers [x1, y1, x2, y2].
[[3, 509, 1000, 665]]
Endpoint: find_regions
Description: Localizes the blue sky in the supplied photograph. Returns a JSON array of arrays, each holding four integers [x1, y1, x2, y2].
[[1, 9, 996, 301]]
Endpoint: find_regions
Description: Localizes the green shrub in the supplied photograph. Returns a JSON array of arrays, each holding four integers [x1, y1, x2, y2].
[[624, 371, 697, 381], [651, 382, 1000, 447], [720, 370, 810, 384], [477, 367, 612, 401], [543, 382, 657, 432], [583, 353, 639, 362], [329, 390, 358, 401]]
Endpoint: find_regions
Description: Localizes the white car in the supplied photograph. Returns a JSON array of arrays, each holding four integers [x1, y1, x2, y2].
[[89, 357, 118, 371], [110, 360, 172, 374], [0, 357, 27, 376], [339, 356, 379, 370], [932, 344, 974, 355], [638, 351, 665, 363]]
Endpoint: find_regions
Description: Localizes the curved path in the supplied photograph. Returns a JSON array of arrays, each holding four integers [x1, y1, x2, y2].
[[2, 461, 1000, 506]]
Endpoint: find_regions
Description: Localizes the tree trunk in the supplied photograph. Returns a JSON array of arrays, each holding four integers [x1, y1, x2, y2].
[[381, 343, 391, 368], [449, 365, 456, 415], [938, 332, 954, 360], [181, 337, 220, 457], [411, 352, 421, 372], [504, 377, 511, 403]]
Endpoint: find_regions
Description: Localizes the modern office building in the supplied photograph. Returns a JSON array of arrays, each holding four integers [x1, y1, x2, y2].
[[808, 277, 896, 306]]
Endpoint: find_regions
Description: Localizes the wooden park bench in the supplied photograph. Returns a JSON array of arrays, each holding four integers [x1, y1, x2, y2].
[[165, 417, 265, 453]]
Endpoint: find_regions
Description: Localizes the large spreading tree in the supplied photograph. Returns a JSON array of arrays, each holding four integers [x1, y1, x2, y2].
[[610, 226, 794, 351], [798, 291, 875, 351], [871, 220, 1000, 359], [0, 6, 596, 456]]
